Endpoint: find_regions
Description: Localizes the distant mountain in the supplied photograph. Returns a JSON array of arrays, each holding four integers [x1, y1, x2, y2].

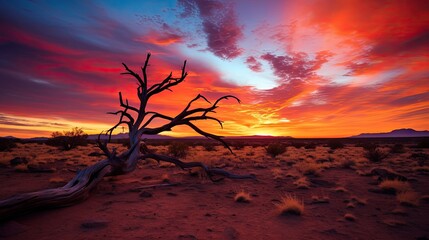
[[350, 128, 429, 138]]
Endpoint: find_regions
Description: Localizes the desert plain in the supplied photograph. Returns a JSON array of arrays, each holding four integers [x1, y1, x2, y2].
[[0, 139, 428, 240]]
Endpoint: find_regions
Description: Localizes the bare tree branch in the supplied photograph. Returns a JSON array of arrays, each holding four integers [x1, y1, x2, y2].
[[142, 153, 256, 181]]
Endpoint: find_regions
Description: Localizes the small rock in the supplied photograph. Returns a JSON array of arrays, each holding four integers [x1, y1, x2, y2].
[[139, 191, 153, 198], [167, 192, 178, 196], [81, 219, 109, 229], [9, 157, 28, 166]]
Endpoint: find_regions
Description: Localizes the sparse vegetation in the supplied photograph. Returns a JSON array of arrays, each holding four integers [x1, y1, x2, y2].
[[396, 191, 419, 206], [276, 194, 304, 216], [202, 143, 216, 151], [364, 147, 388, 162], [0, 138, 17, 152], [327, 139, 344, 150], [390, 144, 405, 154], [311, 192, 329, 203], [296, 162, 321, 176], [265, 143, 287, 158], [294, 177, 310, 189], [410, 152, 428, 166], [168, 142, 189, 158], [379, 179, 411, 194], [46, 127, 88, 150], [234, 190, 251, 203], [344, 213, 356, 221]]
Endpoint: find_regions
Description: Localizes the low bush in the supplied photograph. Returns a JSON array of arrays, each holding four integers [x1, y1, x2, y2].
[[365, 148, 388, 162], [46, 127, 88, 150], [202, 143, 216, 151], [327, 140, 344, 150], [168, 142, 189, 158], [265, 143, 287, 158]]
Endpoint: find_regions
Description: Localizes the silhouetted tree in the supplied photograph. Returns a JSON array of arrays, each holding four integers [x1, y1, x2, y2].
[[0, 53, 254, 221], [46, 127, 88, 150]]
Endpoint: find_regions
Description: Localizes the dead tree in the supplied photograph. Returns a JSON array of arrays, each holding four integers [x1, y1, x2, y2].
[[0, 53, 255, 221]]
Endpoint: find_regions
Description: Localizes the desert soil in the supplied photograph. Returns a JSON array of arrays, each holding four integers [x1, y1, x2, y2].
[[0, 142, 428, 240]]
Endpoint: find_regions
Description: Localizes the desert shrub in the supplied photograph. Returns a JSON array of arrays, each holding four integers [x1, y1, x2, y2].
[[296, 162, 321, 176], [168, 142, 189, 158], [265, 143, 287, 158], [379, 179, 411, 194], [390, 144, 406, 154], [364, 147, 387, 162], [46, 127, 88, 150], [202, 143, 216, 151], [233, 142, 245, 150], [290, 141, 306, 149], [327, 140, 344, 150], [276, 194, 304, 216], [304, 142, 317, 149], [0, 138, 17, 152]]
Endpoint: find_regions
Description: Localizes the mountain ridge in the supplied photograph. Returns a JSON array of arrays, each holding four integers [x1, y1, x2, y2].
[[350, 128, 429, 138]]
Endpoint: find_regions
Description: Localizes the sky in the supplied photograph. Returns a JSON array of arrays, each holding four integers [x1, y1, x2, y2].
[[0, 0, 428, 138]]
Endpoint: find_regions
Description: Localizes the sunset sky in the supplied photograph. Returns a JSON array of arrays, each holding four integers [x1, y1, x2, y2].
[[1, 0, 428, 138]]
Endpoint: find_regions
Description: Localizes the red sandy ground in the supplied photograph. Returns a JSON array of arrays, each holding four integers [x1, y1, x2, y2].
[[0, 143, 428, 239]]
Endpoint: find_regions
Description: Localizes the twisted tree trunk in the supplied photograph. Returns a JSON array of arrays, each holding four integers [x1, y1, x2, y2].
[[0, 53, 255, 221]]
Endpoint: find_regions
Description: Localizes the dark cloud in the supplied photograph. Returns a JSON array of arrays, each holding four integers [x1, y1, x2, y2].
[[390, 92, 429, 106], [245, 56, 262, 72], [178, 0, 243, 59], [370, 31, 429, 57], [261, 51, 331, 83]]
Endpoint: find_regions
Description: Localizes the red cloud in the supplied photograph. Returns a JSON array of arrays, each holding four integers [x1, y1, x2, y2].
[[245, 56, 262, 72]]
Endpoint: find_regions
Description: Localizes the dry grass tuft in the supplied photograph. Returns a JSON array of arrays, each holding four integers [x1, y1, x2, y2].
[[311, 192, 329, 203], [344, 213, 356, 221], [396, 191, 420, 207], [296, 162, 321, 176], [271, 168, 283, 180], [379, 179, 411, 194], [276, 194, 304, 216], [234, 190, 251, 203], [293, 177, 310, 189]]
